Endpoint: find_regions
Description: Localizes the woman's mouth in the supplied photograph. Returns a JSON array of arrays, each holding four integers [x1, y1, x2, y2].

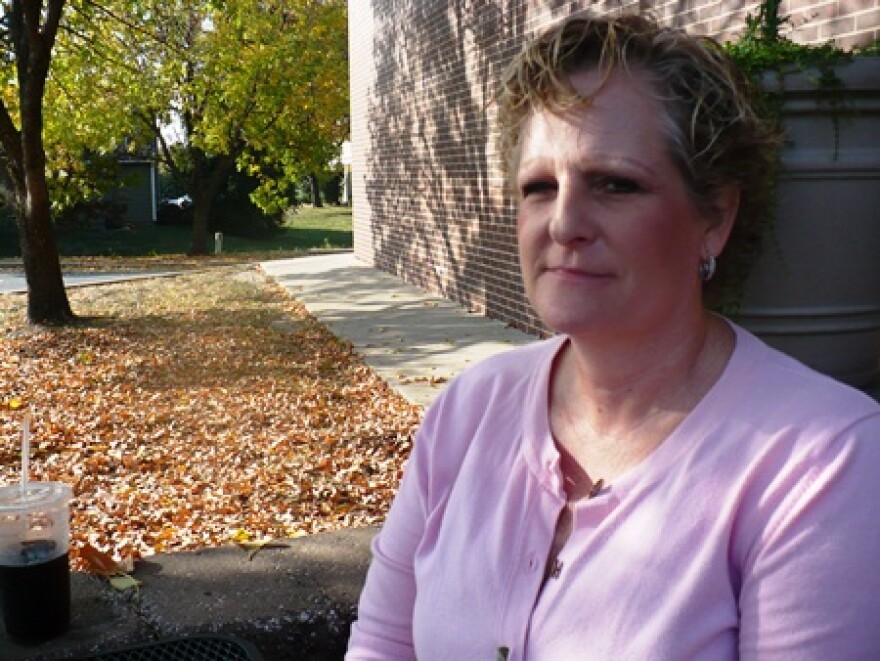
[[545, 266, 613, 281]]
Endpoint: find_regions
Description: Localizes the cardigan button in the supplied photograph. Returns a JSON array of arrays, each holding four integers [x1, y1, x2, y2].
[[527, 553, 539, 573]]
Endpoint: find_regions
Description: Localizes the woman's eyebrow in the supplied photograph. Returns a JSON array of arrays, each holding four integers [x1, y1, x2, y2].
[[573, 154, 657, 177], [518, 154, 657, 178]]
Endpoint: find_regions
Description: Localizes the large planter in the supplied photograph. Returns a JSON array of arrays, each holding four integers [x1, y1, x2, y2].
[[735, 57, 880, 387]]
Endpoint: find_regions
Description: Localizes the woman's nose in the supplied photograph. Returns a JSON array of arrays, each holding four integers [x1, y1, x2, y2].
[[548, 179, 598, 245]]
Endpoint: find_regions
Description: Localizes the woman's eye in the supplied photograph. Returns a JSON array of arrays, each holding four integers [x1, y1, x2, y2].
[[594, 176, 641, 195], [520, 180, 557, 199]]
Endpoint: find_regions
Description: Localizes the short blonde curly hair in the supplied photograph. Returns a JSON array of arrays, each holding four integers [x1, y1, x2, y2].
[[496, 12, 780, 307]]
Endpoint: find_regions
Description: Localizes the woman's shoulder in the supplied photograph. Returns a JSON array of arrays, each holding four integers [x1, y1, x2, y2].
[[409, 336, 561, 493], [417, 335, 561, 440], [727, 322, 880, 431]]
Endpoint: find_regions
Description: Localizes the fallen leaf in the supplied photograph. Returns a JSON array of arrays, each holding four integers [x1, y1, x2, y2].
[[0, 265, 421, 571], [237, 539, 291, 561], [118, 556, 136, 573], [81, 543, 121, 576], [108, 574, 141, 592], [230, 528, 251, 543]]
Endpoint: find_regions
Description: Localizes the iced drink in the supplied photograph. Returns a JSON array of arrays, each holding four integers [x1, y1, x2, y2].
[[0, 482, 73, 642]]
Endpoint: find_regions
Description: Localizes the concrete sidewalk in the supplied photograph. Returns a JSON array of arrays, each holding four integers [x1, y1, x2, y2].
[[0, 253, 536, 660], [0, 270, 180, 295], [261, 253, 534, 408]]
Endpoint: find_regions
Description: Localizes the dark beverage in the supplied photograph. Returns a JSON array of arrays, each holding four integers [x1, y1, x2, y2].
[[0, 482, 73, 643], [0, 552, 70, 642]]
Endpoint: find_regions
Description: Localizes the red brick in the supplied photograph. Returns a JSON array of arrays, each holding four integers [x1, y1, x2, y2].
[[351, 0, 873, 333], [856, 7, 880, 31]]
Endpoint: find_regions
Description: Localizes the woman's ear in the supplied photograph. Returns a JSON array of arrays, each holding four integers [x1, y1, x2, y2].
[[705, 186, 740, 257]]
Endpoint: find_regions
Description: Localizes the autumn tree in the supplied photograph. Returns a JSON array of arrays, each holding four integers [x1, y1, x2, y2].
[[66, 0, 349, 254], [42, 2, 150, 218], [0, 0, 75, 324]]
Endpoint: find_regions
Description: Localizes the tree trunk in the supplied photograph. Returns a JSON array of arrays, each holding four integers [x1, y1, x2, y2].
[[309, 172, 322, 207], [0, 0, 74, 324], [187, 152, 235, 255], [18, 54, 72, 324], [187, 198, 212, 255], [16, 195, 73, 323]]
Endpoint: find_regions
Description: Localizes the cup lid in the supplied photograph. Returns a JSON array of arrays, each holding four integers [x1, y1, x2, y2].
[[0, 482, 73, 512]]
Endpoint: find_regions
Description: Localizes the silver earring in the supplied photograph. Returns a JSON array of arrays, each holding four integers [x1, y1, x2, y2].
[[699, 255, 716, 281]]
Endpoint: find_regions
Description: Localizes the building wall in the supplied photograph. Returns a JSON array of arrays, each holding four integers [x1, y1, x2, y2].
[[349, 0, 879, 337], [117, 161, 157, 224]]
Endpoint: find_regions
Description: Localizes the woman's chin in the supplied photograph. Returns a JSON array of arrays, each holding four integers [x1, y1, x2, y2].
[[536, 308, 611, 337]]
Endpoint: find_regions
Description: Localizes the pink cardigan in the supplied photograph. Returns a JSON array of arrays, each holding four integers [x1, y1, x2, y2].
[[347, 323, 880, 660]]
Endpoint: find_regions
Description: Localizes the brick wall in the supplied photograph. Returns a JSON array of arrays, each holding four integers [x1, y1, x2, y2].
[[349, 0, 878, 337]]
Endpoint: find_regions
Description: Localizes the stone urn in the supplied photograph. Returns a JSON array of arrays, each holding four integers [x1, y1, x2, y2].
[[735, 56, 880, 387]]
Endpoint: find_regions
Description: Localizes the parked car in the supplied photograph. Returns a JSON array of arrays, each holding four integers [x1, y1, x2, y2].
[[165, 194, 193, 209], [156, 194, 194, 225]]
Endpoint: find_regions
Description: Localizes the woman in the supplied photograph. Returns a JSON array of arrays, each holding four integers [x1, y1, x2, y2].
[[346, 12, 880, 660]]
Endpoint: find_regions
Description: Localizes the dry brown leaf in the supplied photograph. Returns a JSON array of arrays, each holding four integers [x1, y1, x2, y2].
[[80, 543, 122, 576], [237, 539, 291, 561], [0, 265, 421, 571]]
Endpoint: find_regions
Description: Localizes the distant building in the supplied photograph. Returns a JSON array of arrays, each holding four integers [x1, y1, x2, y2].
[[341, 141, 352, 205], [116, 158, 157, 223]]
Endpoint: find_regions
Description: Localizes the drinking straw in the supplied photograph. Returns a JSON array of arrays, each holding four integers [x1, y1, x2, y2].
[[21, 409, 31, 496]]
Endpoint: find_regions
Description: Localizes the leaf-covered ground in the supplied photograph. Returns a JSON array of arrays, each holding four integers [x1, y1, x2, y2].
[[0, 265, 421, 571]]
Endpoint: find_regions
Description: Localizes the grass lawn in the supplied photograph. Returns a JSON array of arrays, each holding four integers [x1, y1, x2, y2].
[[0, 205, 352, 262]]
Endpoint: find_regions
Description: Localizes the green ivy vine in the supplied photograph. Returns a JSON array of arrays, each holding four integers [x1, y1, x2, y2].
[[713, 0, 856, 314]]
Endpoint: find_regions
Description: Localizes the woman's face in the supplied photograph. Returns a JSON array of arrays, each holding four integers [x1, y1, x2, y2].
[[516, 68, 733, 341]]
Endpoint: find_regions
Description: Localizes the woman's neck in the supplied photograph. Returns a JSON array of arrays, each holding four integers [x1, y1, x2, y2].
[[570, 314, 729, 417], [549, 313, 734, 485]]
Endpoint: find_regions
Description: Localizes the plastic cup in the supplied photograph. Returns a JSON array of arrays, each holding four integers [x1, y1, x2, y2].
[[0, 482, 73, 642]]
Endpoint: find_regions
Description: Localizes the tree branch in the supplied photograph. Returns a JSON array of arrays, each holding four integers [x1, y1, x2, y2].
[[140, 110, 186, 189], [0, 96, 24, 193], [54, 19, 142, 77], [79, 0, 189, 57], [43, 0, 66, 49]]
